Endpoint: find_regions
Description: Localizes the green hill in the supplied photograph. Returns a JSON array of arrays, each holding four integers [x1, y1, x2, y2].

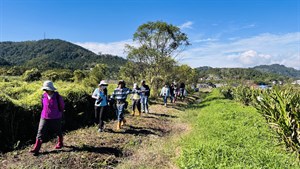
[[195, 67, 281, 82], [253, 64, 300, 78], [0, 57, 11, 66], [0, 39, 127, 71], [196, 64, 300, 83]]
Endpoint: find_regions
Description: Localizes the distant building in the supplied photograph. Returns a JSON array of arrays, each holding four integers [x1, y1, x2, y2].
[[291, 80, 300, 85], [259, 84, 269, 89], [272, 80, 283, 85], [197, 83, 210, 88], [215, 83, 226, 88]]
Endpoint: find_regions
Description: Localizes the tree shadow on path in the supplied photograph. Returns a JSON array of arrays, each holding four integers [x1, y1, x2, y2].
[[150, 112, 178, 118], [39, 145, 123, 157], [105, 126, 158, 136]]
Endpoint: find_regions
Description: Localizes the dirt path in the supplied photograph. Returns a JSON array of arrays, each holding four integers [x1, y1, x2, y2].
[[0, 99, 193, 169]]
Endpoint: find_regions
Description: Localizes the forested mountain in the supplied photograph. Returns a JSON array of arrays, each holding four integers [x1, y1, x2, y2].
[[0, 57, 11, 66], [0, 39, 127, 71], [195, 65, 296, 83], [253, 64, 300, 78]]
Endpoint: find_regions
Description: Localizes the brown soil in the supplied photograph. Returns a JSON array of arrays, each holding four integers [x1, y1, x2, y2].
[[0, 98, 195, 169]]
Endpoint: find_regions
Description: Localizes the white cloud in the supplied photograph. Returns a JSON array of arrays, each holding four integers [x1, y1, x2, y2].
[[228, 37, 240, 41], [75, 32, 300, 70], [242, 24, 256, 29], [75, 40, 136, 57], [179, 21, 193, 29], [228, 50, 272, 65], [193, 38, 218, 43], [180, 32, 300, 69], [278, 53, 300, 69], [76, 21, 194, 56]]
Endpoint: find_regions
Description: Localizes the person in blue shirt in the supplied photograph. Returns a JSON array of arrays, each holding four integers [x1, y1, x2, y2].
[[110, 80, 131, 131], [92, 80, 108, 132]]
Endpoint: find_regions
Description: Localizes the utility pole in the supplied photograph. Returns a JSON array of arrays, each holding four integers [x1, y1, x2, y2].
[[44, 32, 46, 40]]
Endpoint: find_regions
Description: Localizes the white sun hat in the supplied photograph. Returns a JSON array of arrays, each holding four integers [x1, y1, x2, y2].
[[41, 80, 57, 91], [98, 80, 108, 86]]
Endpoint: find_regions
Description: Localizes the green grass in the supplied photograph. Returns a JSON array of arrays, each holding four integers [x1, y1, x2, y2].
[[177, 89, 300, 169]]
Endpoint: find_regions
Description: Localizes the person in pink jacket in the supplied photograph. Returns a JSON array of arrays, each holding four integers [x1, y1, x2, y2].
[[29, 80, 65, 155]]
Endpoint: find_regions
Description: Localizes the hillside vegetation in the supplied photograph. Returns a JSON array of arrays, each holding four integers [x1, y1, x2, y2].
[[254, 64, 300, 78], [0, 39, 127, 71], [196, 64, 300, 84]]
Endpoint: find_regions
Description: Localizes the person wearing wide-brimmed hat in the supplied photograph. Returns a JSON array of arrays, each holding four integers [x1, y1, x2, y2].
[[29, 80, 65, 155], [92, 80, 108, 132], [110, 80, 131, 131]]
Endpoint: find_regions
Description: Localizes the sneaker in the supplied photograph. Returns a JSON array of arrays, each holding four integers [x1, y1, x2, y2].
[[98, 128, 103, 132]]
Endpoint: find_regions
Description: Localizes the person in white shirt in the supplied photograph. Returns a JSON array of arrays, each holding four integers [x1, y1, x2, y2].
[[160, 83, 170, 106]]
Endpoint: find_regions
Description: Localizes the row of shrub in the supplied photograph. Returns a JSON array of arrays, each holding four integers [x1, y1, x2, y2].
[[1, 64, 108, 87], [221, 85, 300, 156]]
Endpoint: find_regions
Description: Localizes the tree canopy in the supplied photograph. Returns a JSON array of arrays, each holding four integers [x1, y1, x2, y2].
[[122, 21, 191, 94]]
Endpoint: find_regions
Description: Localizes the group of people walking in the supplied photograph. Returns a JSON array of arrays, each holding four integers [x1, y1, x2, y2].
[[160, 82, 187, 106], [91, 79, 151, 133], [29, 79, 150, 155], [29, 79, 186, 155], [131, 81, 150, 115]]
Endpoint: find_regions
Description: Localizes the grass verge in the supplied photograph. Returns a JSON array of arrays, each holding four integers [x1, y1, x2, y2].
[[177, 89, 300, 168]]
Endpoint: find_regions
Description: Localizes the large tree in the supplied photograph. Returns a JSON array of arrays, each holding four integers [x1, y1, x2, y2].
[[173, 64, 198, 85], [123, 21, 190, 95]]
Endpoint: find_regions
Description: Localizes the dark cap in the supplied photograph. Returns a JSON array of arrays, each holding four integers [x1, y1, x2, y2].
[[118, 80, 125, 85]]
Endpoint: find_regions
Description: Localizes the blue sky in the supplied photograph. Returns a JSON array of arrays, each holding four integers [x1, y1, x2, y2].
[[1, 0, 300, 69]]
